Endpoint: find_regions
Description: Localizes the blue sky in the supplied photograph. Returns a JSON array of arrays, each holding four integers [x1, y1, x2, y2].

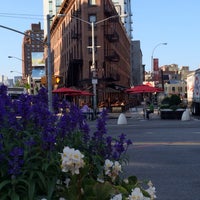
[[1, 0, 200, 78], [133, 0, 200, 71], [0, 0, 43, 78]]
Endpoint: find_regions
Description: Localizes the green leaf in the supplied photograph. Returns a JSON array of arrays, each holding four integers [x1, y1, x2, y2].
[[10, 191, 20, 200], [28, 181, 35, 200], [47, 177, 57, 199], [0, 180, 11, 190], [92, 182, 115, 200]]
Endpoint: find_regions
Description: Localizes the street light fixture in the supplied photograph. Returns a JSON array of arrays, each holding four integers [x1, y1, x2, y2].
[[151, 42, 167, 73], [71, 14, 127, 117], [151, 43, 167, 83], [8, 55, 24, 62], [10, 70, 23, 75]]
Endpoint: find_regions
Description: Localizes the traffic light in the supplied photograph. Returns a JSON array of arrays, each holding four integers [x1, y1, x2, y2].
[[41, 75, 63, 85], [52, 75, 63, 85], [41, 76, 47, 85]]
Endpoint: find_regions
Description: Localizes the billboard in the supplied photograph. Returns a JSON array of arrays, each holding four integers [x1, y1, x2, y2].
[[32, 68, 45, 79], [31, 52, 45, 67]]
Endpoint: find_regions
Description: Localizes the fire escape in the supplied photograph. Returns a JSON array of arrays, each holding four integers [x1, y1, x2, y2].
[[103, 2, 121, 83]]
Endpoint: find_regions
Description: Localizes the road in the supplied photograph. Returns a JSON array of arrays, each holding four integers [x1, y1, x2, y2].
[[89, 118, 200, 200]]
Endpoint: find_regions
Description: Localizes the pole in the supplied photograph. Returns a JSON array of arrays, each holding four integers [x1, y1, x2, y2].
[[91, 22, 97, 118], [47, 14, 53, 112], [151, 42, 167, 80]]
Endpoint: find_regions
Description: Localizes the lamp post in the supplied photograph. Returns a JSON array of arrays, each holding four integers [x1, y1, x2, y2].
[[46, 14, 53, 112], [72, 14, 127, 116], [151, 42, 167, 73], [46, 14, 65, 112]]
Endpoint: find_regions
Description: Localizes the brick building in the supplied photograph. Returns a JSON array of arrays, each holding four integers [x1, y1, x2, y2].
[[22, 23, 45, 94], [22, 23, 44, 78], [46, 0, 131, 107]]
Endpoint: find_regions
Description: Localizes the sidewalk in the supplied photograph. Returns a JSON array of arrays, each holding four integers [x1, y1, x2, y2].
[[107, 106, 160, 120]]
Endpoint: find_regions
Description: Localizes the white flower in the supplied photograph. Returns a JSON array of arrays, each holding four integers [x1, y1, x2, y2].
[[60, 146, 85, 175], [123, 178, 129, 184], [104, 159, 113, 174], [145, 181, 156, 199], [104, 159, 122, 181], [127, 187, 144, 200], [113, 161, 122, 174], [64, 178, 71, 188], [97, 177, 105, 183], [110, 193, 122, 200], [59, 198, 66, 200]]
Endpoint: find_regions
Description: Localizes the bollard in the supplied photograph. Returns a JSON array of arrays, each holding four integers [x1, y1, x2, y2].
[[181, 108, 190, 121], [117, 113, 127, 125]]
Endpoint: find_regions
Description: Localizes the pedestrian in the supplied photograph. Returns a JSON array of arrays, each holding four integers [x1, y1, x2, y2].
[[146, 102, 154, 119], [81, 102, 90, 119]]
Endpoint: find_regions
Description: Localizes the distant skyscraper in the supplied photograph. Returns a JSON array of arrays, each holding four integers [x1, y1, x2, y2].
[[43, 0, 64, 36], [112, 0, 133, 39]]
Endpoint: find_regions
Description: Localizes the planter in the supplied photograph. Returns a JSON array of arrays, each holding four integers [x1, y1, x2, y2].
[[160, 109, 185, 120]]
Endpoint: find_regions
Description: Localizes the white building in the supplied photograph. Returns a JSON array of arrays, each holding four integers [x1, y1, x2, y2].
[[43, 0, 64, 36], [112, 0, 133, 39]]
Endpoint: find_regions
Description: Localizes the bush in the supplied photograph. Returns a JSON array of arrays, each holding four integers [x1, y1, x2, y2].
[[160, 94, 182, 110], [170, 94, 181, 106]]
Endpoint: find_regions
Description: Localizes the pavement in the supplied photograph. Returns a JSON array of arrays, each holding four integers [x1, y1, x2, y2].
[[107, 106, 160, 120], [86, 106, 200, 126]]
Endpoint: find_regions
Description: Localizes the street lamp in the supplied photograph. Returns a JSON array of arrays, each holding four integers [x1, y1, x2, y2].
[[71, 14, 127, 116], [8, 55, 24, 62], [151, 42, 167, 73], [8, 55, 25, 77], [10, 70, 23, 75]]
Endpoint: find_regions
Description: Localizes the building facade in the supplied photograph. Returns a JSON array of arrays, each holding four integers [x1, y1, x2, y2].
[[112, 0, 133, 39], [131, 40, 143, 85], [22, 23, 44, 77], [22, 23, 45, 94], [45, 0, 131, 107], [43, 0, 65, 36]]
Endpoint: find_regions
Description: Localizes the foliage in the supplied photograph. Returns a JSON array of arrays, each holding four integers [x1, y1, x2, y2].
[[0, 84, 156, 200], [160, 94, 183, 110]]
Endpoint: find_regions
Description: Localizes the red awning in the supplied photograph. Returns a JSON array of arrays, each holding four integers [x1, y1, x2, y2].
[[52, 87, 81, 94], [125, 84, 163, 94]]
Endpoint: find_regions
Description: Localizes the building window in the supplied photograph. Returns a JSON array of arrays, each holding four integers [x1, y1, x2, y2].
[[178, 87, 182, 93], [88, 0, 96, 6]]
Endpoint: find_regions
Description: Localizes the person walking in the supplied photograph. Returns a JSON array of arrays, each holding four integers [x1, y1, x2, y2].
[[146, 102, 154, 119]]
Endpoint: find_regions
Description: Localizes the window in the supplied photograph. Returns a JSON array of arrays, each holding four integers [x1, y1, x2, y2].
[[88, 0, 96, 6]]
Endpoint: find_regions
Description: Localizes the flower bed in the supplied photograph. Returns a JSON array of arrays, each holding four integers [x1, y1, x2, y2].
[[0, 85, 156, 200]]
